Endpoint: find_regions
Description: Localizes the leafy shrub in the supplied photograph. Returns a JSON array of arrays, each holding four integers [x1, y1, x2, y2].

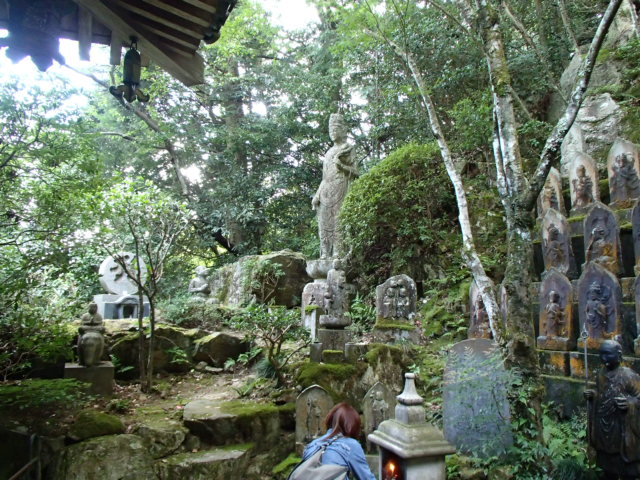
[[0, 378, 90, 410], [158, 294, 234, 329], [340, 143, 459, 293]]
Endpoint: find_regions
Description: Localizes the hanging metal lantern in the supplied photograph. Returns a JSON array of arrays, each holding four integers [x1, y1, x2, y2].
[[109, 38, 150, 103]]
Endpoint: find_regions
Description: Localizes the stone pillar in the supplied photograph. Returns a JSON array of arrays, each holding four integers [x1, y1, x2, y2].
[[369, 373, 455, 480]]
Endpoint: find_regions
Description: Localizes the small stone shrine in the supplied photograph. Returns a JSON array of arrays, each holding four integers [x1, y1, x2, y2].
[[569, 152, 599, 215], [583, 202, 621, 275], [541, 208, 574, 276], [93, 253, 150, 319], [64, 303, 114, 396], [369, 373, 455, 480], [608, 137, 640, 207], [373, 274, 419, 343], [537, 269, 575, 351], [363, 382, 396, 453], [443, 339, 513, 458], [468, 282, 492, 339], [295, 384, 334, 454], [537, 167, 566, 219], [188, 265, 211, 300]]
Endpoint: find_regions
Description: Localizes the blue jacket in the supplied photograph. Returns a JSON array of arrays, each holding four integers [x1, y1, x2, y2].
[[302, 430, 376, 480]]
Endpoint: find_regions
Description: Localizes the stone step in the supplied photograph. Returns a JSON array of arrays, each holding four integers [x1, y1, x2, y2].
[[155, 445, 251, 480], [182, 399, 294, 450]]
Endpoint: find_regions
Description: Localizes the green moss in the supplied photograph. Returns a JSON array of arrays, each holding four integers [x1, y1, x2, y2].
[[374, 319, 416, 331], [69, 410, 125, 440], [220, 400, 280, 418], [273, 453, 301, 476], [221, 442, 254, 451], [567, 215, 586, 224], [364, 344, 404, 366], [297, 362, 357, 386], [620, 221, 633, 231]]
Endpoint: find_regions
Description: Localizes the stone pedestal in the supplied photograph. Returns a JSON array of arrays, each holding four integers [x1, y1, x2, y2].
[[64, 362, 114, 396], [93, 294, 150, 320], [317, 328, 352, 351]]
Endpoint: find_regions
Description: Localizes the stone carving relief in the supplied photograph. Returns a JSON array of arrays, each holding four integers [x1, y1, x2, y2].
[[541, 208, 573, 276], [99, 252, 146, 295], [583, 202, 621, 275], [295, 385, 334, 448], [537, 167, 566, 219], [608, 137, 640, 206], [318, 266, 355, 329], [569, 152, 599, 214], [577, 262, 622, 351], [537, 270, 574, 351], [363, 382, 396, 453], [375, 274, 417, 321], [311, 113, 358, 259], [469, 282, 492, 340]]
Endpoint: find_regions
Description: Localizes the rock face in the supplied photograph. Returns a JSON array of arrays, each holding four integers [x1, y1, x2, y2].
[[192, 332, 249, 367], [131, 420, 187, 459], [55, 434, 156, 480], [68, 410, 125, 441], [155, 447, 251, 480], [208, 250, 311, 307]]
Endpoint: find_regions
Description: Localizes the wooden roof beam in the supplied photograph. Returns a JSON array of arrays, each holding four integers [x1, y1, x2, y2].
[[73, 0, 204, 86], [78, 6, 93, 60], [139, 0, 211, 27], [113, 0, 203, 39]]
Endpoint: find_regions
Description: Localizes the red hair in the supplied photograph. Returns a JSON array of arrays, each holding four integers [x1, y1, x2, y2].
[[324, 402, 362, 439]]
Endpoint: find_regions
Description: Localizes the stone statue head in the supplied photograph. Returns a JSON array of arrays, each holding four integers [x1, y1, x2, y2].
[[599, 339, 622, 369], [548, 290, 559, 304], [588, 282, 602, 300], [88, 302, 98, 315], [576, 164, 586, 178], [328, 113, 347, 143], [195, 265, 209, 277]]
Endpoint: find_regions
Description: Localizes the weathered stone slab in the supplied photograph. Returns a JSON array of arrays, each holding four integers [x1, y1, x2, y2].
[[154, 446, 251, 480], [301, 281, 328, 341], [375, 274, 417, 321], [318, 267, 355, 328], [583, 202, 621, 275], [577, 262, 623, 352], [99, 253, 146, 295], [631, 199, 640, 276], [316, 328, 352, 352], [537, 270, 575, 351], [295, 385, 333, 449], [538, 350, 571, 377], [363, 382, 396, 453], [443, 339, 512, 458], [131, 420, 187, 459], [608, 137, 640, 207], [192, 332, 249, 367], [468, 282, 492, 339], [537, 167, 566, 219], [93, 293, 150, 320], [68, 410, 125, 441], [569, 152, 599, 215], [634, 276, 640, 355], [55, 434, 156, 480], [541, 209, 573, 276], [64, 362, 114, 396]]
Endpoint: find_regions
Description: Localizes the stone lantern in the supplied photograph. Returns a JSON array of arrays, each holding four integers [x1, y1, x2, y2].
[[368, 373, 455, 480]]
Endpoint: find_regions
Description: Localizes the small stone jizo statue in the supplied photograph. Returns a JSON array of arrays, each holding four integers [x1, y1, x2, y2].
[[312, 113, 358, 259], [189, 265, 211, 299], [78, 303, 105, 367], [585, 340, 640, 479]]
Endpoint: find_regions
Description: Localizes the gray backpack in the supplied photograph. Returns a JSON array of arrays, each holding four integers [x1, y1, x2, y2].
[[287, 435, 349, 480]]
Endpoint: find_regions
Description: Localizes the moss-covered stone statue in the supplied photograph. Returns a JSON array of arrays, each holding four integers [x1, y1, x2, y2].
[[78, 303, 105, 367], [584, 340, 640, 479], [311, 113, 358, 259]]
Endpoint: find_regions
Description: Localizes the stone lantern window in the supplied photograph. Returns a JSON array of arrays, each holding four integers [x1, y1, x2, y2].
[[368, 373, 455, 480]]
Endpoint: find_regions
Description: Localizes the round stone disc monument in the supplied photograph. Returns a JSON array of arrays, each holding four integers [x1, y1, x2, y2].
[[99, 252, 147, 295]]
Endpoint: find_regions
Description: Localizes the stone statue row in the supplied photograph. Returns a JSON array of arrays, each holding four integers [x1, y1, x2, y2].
[[538, 137, 640, 218]]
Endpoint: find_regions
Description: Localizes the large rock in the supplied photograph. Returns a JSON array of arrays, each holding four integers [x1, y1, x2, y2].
[[154, 446, 251, 480], [208, 250, 311, 307], [192, 332, 249, 367], [68, 410, 125, 441], [131, 419, 188, 459], [182, 400, 287, 450], [55, 434, 156, 480]]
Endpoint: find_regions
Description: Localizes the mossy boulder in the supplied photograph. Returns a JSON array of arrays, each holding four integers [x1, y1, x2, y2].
[[192, 332, 249, 367], [131, 419, 187, 459], [68, 410, 125, 441], [208, 250, 311, 307], [55, 434, 155, 480], [154, 445, 252, 480]]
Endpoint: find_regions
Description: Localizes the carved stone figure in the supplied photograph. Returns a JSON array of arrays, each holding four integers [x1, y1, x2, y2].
[[572, 165, 594, 208], [578, 263, 622, 352], [541, 208, 573, 276], [469, 297, 492, 340], [78, 303, 105, 367], [189, 266, 211, 299], [569, 151, 599, 215], [318, 266, 355, 328], [312, 114, 358, 259], [375, 274, 417, 321], [538, 270, 574, 350], [537, 167, 566, 219], [583, 203, 621, 275], [585, 340, 640, 479], [295, 385, 334, 450], [610, 153, 640, 204]]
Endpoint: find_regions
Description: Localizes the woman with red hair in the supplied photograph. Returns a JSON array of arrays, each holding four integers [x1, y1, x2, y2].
[[301, 402, 376, 480]]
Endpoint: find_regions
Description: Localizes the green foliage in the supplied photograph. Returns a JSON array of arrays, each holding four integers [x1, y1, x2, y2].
[[242, 258, 286, 304], [0, 378, 90, 410], [345, 293, 376, 339], [231, 304, 310, 386], [158, 294, 231, 329], [340, 143, 459, 292]]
